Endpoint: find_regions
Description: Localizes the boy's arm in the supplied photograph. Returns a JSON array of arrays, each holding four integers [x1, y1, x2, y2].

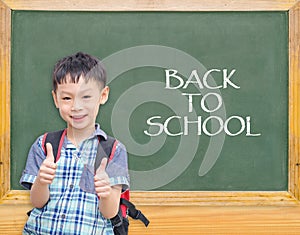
[[30, 143, 57, 208], [99, 184, 122, 219], [94, 158, 122, 219], [30, 177, 51, 208]]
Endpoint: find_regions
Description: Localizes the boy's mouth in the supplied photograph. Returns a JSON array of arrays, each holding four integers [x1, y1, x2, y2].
[[71, 115, 87, 121]]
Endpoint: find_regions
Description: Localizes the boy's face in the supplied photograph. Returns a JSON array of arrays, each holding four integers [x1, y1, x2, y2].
[[52, 75, 109, 135]]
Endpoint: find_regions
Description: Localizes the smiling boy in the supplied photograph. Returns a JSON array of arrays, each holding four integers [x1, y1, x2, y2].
[[20, 52, 129, 234]]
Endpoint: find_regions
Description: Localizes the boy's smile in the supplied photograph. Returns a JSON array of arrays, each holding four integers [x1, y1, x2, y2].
[[52, 75, 109, 144], [71, 114, 88, 122]]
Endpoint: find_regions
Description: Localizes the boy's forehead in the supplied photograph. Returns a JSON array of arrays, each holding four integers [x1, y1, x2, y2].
[[57, 75, 102, 92]]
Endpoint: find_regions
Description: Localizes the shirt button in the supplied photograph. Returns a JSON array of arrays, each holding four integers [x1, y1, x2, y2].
[[61, 214, 66, 219], [70, 184, 74, 189]]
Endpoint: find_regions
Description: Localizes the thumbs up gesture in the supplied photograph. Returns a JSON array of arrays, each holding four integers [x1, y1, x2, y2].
[[37, 143, 57, 185], [94, 158, 111, 198]]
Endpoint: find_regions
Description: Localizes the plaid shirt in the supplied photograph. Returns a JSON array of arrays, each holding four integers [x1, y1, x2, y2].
[[20, 124, 130, 235]]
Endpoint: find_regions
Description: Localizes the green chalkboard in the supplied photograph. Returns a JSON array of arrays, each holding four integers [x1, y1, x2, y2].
[[11, 11, 288, 191]]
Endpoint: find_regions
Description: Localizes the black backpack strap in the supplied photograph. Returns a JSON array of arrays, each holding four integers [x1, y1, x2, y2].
[[120, 198, 150, 227], [42, 129, 66, 162], [110, 209, 129, 235], [94, 135, 117, 173]]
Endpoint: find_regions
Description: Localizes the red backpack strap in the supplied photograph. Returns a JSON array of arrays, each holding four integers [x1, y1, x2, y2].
[[41, 132, 48, 154], [120, 190, 130, 217], [42, 129, 66, 162], [108, 140, 118, 162]]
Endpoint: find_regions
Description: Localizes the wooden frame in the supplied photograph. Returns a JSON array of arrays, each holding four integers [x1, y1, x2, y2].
[[1, 0, 300, 234]]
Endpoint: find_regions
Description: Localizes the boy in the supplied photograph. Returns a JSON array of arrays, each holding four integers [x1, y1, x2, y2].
[[20, 52, 130, 234]]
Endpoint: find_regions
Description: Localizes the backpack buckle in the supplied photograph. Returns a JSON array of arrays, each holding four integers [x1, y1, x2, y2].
[[111, 209, 124, 227], [133, 209, 141, 220]]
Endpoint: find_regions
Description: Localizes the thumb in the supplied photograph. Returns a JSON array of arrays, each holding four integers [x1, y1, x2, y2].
[[96, 158, 108, 175], [46, 143, 55, 162]]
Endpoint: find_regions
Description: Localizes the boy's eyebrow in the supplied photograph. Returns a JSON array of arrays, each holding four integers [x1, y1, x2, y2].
[[59, 90, 75, 95], [59, 91, 73, 96], [79, 88, 94, 93]]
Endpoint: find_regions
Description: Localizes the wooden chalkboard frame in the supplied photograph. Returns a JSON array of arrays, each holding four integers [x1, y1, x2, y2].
[[1, 0, 300, 207]]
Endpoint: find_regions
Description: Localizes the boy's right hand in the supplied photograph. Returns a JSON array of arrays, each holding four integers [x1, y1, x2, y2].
[[37, 143, 57, 185]]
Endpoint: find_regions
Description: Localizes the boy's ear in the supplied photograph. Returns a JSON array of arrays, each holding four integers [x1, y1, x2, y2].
[[52, 90, 59, 108], [99, 86, 109, 105]]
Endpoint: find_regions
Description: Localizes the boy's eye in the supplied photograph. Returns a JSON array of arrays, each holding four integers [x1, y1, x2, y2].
[[83, 95, 91, 99], [62, 97, 71, 101]]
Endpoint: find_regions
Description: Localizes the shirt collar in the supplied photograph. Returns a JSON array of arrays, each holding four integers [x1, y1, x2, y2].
[[65, 123, 107, 149]]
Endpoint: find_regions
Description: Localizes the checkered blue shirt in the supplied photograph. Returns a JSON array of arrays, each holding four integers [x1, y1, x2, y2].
[[20, 124, 130, 235]]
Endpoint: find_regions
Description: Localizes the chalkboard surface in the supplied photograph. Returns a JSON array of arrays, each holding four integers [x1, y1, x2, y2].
[[11, 11, 288, 191]]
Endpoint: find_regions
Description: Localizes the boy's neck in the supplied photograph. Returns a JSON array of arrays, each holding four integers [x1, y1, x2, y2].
[[66, 125, 95, 147]]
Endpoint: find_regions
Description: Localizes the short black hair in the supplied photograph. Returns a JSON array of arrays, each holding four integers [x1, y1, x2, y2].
[[52, 52, 106, 92]]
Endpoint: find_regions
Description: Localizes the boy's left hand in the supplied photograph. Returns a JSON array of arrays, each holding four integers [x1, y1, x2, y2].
[[94, 158, 111, 199]]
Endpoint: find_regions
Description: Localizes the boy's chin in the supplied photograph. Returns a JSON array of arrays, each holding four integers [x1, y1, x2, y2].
[[67, 122, 95, 131]]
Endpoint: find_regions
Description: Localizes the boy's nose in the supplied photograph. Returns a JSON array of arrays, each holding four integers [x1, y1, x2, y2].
[[71, 99, 83, 110]]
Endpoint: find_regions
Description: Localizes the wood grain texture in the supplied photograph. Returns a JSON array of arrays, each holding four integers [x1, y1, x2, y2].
[[1, 202, 300, 234], [289, 0, 300, 200], [0, 0, 10, 200], [1, 191, 300, 234], [1, 0, 298, 11], [1, 190, 299, 206]]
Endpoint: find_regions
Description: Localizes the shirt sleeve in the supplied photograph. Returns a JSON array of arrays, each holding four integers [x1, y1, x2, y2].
[[106, 141, 130, 192], [19, 135, 46, 190]]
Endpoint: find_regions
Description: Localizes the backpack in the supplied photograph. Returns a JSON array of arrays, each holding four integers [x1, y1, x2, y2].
[[28, 129, 149, 235]]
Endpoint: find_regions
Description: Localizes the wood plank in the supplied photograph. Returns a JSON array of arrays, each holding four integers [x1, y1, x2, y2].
[[1, 203, 300, 234], [1, 190, 299, 206], [132, 191, 299, 206], [0, 0, 11, 199], [1, 0, 297, 11], [289, 1, 300, 200]]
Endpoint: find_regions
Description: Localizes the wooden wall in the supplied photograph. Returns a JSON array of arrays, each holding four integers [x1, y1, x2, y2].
[[1, 191, 300, 234]]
